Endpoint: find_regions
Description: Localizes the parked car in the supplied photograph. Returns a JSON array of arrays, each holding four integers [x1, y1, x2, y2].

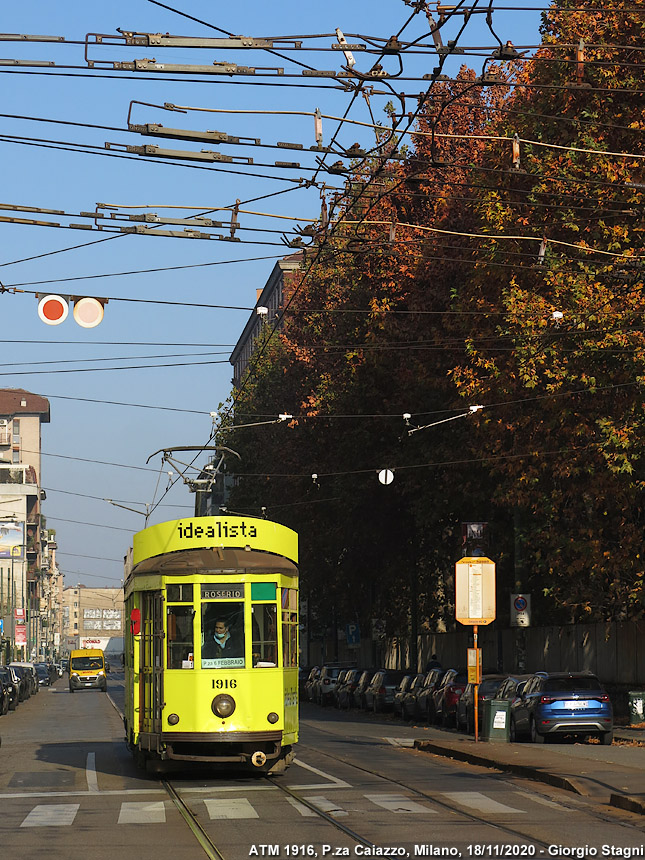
[[298, 666, 312, 697], [364, 669, 408, 713], [10, 662, 38, 696], [495, 673, 533, 708], [317, 665, 349, 706], [415, 668, 444, 722], [303, 666, 320, 702], [432, 668, 468, 727], [332, 669, 351, 707], [456, 674, 507, 733], [0, 674, 10, 715], [509, 671, 613, 744], [393, 675, 415, 718], [399, 672, 428, 721], [336, 668, 362, 709], [35, 664, 51, 687], [0, 667, 19, 711], [353, 670, 377, 709], [10, 665, 32, 701]]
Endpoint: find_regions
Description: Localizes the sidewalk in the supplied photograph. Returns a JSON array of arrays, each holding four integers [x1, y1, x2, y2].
[[413, 725, 645, 816]]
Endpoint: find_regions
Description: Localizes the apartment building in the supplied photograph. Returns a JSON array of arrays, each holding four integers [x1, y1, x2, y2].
[[0, 388, 51, 661]]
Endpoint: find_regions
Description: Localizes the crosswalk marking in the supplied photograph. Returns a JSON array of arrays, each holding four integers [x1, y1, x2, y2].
[[286, 796, 318, 817], [13, 787, 543, 826], [365, 793, 437, 814], [21, 804, 80, 827], [118, 802, 167, 824], [307, 795, 348, 817], [385, 738, 415, 748], [204, 798, 259, 819], [441, 791, 526, 814]]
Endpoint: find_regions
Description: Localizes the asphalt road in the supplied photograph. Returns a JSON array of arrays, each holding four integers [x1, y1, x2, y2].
[[1, 676, 644, 860]]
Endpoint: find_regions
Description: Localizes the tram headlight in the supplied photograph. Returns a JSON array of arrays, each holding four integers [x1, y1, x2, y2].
[[211, 694, 236, 718], [167, 713, 180, 725], [267, 712, 279, 724]]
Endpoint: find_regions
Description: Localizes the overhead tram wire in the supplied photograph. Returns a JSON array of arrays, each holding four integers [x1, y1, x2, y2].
[[1, 62, 644, 95], [143, 0, 318, 72], [140, 0, 452, 515], [217, 0, 480, 434], [0, 131, 638, 202]]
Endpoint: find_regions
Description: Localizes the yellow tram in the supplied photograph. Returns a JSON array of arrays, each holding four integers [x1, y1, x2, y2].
[[123, 515, 299, 773]]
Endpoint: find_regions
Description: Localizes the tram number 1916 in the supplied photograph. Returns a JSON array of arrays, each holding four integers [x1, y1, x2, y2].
[[212, 678, 237, 689]]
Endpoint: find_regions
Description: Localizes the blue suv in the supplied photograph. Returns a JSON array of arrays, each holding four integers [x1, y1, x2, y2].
[[510, 672, 613, 745]]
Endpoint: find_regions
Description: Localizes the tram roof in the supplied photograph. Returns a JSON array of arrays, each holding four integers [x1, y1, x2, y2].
[[131, 546, 298, 576], [129, 516, 298, 570]]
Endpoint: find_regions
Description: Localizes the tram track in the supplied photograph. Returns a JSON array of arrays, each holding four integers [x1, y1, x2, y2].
[[297, 736, 645, 847], [160, 770, 379, 860], [162, 779, 227, 860]]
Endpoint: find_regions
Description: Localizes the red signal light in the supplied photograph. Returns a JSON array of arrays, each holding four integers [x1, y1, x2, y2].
[[37, 294, 69, 325]]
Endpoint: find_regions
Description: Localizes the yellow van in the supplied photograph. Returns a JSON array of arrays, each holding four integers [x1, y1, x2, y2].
[[68, 649, 107, 693]]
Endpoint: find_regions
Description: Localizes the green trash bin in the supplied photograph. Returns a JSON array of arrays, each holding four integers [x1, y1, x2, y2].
[[628, 691, 645, 725], [481, 698, 511, 742]]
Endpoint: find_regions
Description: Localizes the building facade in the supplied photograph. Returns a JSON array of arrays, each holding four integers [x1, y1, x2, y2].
[[61, 585, 124, 654], [0, 388, 53, 662], [229, 255, 302, 388]]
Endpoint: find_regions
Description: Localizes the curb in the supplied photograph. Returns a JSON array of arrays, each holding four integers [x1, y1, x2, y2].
[[414, 739, 585, 795], [609, 794, 645, 815]]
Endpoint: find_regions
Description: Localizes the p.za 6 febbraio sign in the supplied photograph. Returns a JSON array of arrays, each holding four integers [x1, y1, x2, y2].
[[455, 557, 496, 625]]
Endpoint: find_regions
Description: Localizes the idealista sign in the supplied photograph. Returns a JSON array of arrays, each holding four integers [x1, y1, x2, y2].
[[132, 517, 298, 567]]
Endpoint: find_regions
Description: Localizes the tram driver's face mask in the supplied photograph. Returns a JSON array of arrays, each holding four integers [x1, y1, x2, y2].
[[214, 623, 230, 645]]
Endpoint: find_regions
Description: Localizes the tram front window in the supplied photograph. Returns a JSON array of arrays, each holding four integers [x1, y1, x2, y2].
[[201, 602, 245, 669], [252, 604, 277, 667], [167, 605, 194, 669]]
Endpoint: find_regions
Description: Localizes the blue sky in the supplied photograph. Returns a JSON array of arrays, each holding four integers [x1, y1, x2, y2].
[[0, 1, 544, 587]]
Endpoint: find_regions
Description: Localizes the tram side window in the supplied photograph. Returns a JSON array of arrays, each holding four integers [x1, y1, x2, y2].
[[167, 606, 194, 669], [201, 602, 245, 669], [281, 588, 298, 668], [251, 604, 277, 667]]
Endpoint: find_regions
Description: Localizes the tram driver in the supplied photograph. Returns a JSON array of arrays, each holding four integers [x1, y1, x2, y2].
[[202, 617, 244, 660]]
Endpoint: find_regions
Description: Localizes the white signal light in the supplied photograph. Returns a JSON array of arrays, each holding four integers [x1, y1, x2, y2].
[[73, 297, 105, 328], [37, 294, 69, 325]]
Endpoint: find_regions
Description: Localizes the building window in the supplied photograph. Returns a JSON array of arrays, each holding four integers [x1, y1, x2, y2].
[[12, 419, 20, 444], [12, 449, 19, 463]]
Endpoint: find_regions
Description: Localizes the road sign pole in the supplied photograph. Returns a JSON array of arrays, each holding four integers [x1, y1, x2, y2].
[[473, 625, 478, 742]]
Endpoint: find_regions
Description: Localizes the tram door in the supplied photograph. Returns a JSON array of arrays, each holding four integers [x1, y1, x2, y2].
[[140, 591, 164, 736]]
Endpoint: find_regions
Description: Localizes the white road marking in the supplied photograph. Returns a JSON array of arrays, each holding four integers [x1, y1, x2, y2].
[[181, 784, 277, 794], [385, 738, 415, 747], [289, 759, 350, 789], [118, 801, 167, 824], [21, 804, 80, 827], [204, 798, 259, 819], [285, 796, 318, 817], [86, 752, 99, 793], [365, 793, 437, 813], [0, 789, 167, 800], [441, 791, 526, 814], [307, 795, 348, 817]]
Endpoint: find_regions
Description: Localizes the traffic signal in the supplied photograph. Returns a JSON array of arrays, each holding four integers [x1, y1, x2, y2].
[[37, 294, 68, 325], [37, 294, 108, 327]]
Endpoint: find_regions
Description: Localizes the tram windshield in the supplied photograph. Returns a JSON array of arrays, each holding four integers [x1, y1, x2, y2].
[[251, 604, 277, 667], [201, 599, 245, 669]]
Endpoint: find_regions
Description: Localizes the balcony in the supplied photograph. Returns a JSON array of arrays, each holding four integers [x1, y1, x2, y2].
[[0, 465, 37, 485]]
